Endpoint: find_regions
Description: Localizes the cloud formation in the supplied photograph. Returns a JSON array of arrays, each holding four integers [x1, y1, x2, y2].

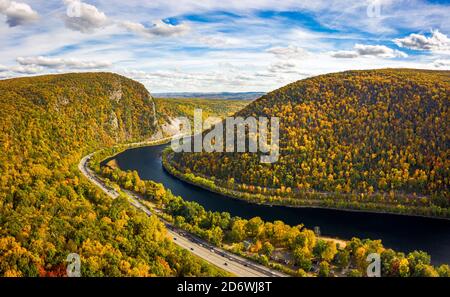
[[121, 20, 190, 38], [394, 30, 450, 52], [16, 56, 112, 69], [1, 1, 449, 91], [0, 64, 42, 74], [331, 44, 407, 59], [63, 0, 108, 33], [330, 51, 359, 58], [0, 0, 38, 27], [433, 59, 450, 68], [267, 46, 309, 60], [268, 61, 297, 73]]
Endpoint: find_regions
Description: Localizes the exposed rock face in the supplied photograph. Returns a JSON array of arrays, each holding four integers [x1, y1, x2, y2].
[[150, 129, 163, 140], [110, 89, 122, 102], [151, 100, 158, 126], [109, 111, 119, 130], [161, 117, 186, 137], [110, 84, 123, 102]]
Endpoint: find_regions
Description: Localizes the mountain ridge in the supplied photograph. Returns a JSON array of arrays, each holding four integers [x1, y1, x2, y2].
[[0, 72, 226, 276], [167, 68, 450, 218]]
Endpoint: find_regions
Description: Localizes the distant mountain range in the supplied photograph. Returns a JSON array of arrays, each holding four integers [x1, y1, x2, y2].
[[153, 92, 265, 100]]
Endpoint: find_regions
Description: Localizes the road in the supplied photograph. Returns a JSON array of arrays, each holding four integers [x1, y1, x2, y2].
[[79, 150, 287, 277]]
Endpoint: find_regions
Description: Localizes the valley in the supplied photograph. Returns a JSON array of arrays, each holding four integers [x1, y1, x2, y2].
[[1, 0, 449, 285], [1, 70, 449, 277], [167, 69, 450, 219]]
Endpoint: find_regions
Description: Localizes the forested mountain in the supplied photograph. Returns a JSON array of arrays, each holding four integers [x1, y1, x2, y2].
[[0, 73, 225, 276], [168, 69, 450, 217], [155, 97, 250, 128]]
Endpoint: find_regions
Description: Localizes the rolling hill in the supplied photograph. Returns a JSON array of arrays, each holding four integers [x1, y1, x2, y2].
[[154, 97, 251, 136], [0, 73, 226, 276], [166, 69, 450, 218]]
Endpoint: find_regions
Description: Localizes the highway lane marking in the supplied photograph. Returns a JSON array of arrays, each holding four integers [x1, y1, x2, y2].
[[79, 148, 287, 277]]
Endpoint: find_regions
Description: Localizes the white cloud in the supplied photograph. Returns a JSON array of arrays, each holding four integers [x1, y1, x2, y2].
[[63, 0, 108, 33], [63, 0, 192, 37], [354, 44, 408, 58], [268, 61, 297, 73], [1, 0, 448, 91], [0, 0, 38, 27], [0, 64, 43, 74], [16, 56, 112, 69], [86, 0, 450, 33], [432, 59, 450, 69], [197, 36, 242, 48], [331, 44, 407, 59], [330, 50, 359, 58], [17, 56, 63, 68], [12, 65, 42, 74], [394, 30, 450, 52], [121, 20, 190, 38], [0, 0, 10, 11], [267, 46, 309, 60]]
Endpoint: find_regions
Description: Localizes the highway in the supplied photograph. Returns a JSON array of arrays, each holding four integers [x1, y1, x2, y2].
[[79, 150, 287, 277]]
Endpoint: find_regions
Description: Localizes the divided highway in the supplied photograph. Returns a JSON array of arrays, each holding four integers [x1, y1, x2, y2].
[[79, 150, 287, 277]]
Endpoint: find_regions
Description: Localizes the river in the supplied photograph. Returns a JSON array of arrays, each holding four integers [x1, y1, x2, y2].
[[111, 144, 450, 265]]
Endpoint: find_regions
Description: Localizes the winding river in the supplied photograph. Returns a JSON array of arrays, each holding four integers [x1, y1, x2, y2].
[[111, 144, 450, 265]]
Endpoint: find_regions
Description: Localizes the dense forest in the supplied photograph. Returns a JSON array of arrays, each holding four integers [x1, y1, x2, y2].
[[0, 73, 226, 276], [96, 160, 450, 277], [168, 69, 450, 217], [154, 97, 250, 127]]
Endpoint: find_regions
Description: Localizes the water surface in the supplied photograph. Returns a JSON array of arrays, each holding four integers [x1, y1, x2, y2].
[[111, 144, 450, 265]]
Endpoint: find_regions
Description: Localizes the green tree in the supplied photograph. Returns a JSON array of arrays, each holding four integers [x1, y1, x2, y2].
[[293, 247, 312, 271], [261, 242, 274, 257], [229, 219, 247, 242], [318, 261, 330, 277], [246, 217, 264, 238]]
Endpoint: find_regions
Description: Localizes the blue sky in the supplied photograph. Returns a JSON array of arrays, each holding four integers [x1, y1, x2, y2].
[[0, 0, 449, 92]]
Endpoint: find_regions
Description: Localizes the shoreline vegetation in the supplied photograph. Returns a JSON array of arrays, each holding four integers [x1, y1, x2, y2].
[[0, 73, 231, 277], [162, 149, 450, 220], [91, 140, 450, 277], [167, 70, 449, 221]]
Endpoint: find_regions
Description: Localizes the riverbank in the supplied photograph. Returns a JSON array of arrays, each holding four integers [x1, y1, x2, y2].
[[162, 150, 450, 220], [94, 143, 450, 276], [84, 140, 285, 277]]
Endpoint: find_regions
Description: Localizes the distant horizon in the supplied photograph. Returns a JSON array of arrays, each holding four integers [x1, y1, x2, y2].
[[153, 91, 266, 95], [153, 91, 266, 100], [1, 66, 448, 94]]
